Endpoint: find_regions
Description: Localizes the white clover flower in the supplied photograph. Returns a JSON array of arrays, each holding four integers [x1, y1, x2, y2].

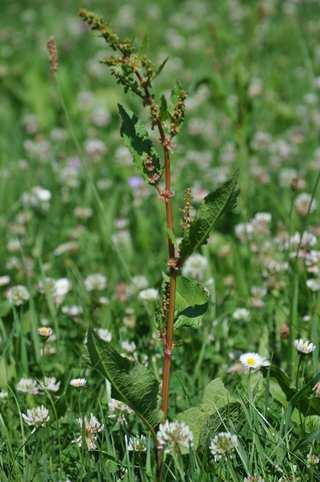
[[6, 285, 30, 306], [182, 253, 208, 281], [0, 390, 8, 400], [84, 138, 106, 160], [126, 434, 147, 452], [157, 421, 193, 453], [16, 378, 40, 395], [96, 328, 112, 342], [307, 452, 320, 466], [232, 308, 251, 322], [121, 340, 136, 354], [138, 288, 159, 301], [294, 338, 316, 354], [74, 414, 104, 450], [0, 275, 10, 287], [62, 305, 83, 317], [313, 381, 320, 397], [40, 377, 60, 392], [108, 398, 133, 423], [306, 278, 320, 292], [239, 353, 270, 371], [33, 186, 51, 202], [209, 432, 238, 461], [84, 273, 107, 291], [22, 186, 51, 209], [54, 278, 71, 305], [235, 222, 254, 242], [70, 378, 87, 388], [54, 241, 78, 256], [22, 405, 49, 427], [294, 192, 317, 216], [130, 275, 149, 293]]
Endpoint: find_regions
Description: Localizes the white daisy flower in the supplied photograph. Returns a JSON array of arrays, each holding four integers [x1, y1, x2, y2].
[[239, 352, 270, 370], [294, 338, 316, 354]]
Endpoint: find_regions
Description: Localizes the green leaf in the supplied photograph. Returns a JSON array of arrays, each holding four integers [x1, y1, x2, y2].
[[175, 276, 209, 329], [160, 94, 169, 121], [155, 56, 169, 78], [177, 378, 234, 448], [179, 173, 239, 265], [118, 104, 161, 184], [87, 328, 161, 436]]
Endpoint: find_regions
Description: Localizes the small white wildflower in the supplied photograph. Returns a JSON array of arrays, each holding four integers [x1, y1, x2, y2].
[[130, 275, 149, 293], [16, 378, 40, 395], [54, 278, 71, 305], [294, 338, 316, 354], [108, 398, 133, 423], [0, 390, 8, 400], [70, 378, 87, 388], [6, 285, 30, 306], [62, 305, 83, 317], [22, 405, 49, 427], [0, 275, 10, 287], [84, 273, 107, 291], [96, 328, 112, 342], [138, 288, 159, 301], [244, 477, 265, 482], [306, 278, 320, 292], [40, 377, 60, 392], [37, 326, 53, 338], [121, 340, 136, 354], [157, 421, 193, 453], [182, 253, 208, 281], [74, 413, 104, 450], [239, 353, 270, 371], [126, 434, 147, 452], [313, 381, 320, 397], [307, 452, 320, 466], [294, 192, 317, 216], [232, 308, 251, 321], [209, 432, 238, 461]]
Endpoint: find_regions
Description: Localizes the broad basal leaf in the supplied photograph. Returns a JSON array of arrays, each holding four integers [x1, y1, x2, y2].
[[118, 104, 161, 184], [87, 328, 161, 436], [177, 378, 235, 448], [179, 173, 239, 265], [175, 276, 209, 329]]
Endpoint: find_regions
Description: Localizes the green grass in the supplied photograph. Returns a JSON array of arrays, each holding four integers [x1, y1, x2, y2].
[[1, 0, 320, 480]]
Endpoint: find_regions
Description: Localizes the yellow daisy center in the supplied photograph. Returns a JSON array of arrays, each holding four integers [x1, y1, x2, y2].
[[246, 357, 256, 366]]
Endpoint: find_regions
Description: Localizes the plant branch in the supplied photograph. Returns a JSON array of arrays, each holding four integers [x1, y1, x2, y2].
[[134, 71, 177, 419]]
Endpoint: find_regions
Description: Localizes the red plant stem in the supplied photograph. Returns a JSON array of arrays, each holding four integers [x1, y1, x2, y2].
[[135, 72, 177, 419]]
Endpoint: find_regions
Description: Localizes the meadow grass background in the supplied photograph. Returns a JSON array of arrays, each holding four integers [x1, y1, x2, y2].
[[1, 0, 320, 480]]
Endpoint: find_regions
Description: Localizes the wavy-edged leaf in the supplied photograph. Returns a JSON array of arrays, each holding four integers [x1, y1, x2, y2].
[[177, 378, 235, 448], [87, 328, 160, 436], [175, 276, 209, 329], [118, 104, 161, 184], [179, 173, 239, 265]]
